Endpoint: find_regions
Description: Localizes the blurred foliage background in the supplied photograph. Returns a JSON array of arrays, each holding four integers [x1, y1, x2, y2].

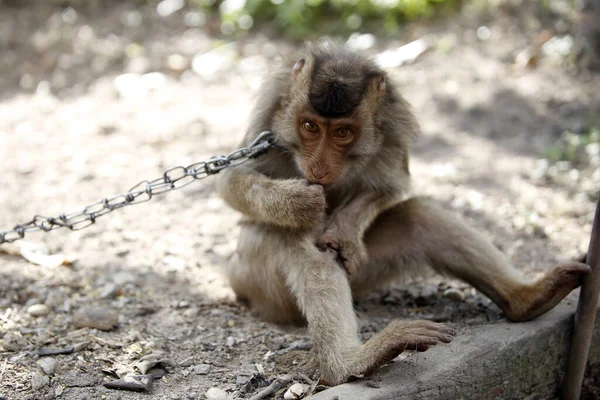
[[113, 0, 584, 38], [191, 0, 461, 37]]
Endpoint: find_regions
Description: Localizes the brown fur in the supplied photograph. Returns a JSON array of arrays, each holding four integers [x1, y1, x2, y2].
[[215, 42, 590, 385]]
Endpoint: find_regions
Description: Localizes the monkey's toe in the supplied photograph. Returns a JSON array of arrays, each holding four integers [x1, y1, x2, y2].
[[506, 262, 590, 322], [557, 261, 591, 278], [575, 253, 588, 264]]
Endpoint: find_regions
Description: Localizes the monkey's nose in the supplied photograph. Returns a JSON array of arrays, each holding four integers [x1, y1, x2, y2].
[[310, 167, 329, 181]]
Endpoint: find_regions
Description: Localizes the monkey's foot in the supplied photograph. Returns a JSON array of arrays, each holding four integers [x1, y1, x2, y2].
[[506, 262, 590, 322], [349, 320, 453, 381]]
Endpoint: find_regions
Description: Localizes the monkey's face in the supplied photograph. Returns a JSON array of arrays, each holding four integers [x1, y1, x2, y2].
[[294, 114, 358, 186], [275, 52, 388, 187]]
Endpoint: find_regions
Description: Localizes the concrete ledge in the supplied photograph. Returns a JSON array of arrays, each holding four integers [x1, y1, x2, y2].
[[312, 301, 600, 400]]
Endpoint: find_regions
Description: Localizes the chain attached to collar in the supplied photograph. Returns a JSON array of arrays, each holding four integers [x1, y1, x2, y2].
[[0, 130, 275, 245]]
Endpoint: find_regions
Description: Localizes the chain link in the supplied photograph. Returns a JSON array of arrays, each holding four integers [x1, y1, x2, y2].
[[0, 130, 275, 245]]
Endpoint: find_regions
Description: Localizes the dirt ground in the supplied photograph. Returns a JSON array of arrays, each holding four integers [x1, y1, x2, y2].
[[0, 2, 599, 400]]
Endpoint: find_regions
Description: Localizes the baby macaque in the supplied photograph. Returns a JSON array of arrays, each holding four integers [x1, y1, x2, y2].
[[216, 42, 589, 385]]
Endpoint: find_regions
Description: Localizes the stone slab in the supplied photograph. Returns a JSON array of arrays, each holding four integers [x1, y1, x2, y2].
[[312, 301, 600, 400]]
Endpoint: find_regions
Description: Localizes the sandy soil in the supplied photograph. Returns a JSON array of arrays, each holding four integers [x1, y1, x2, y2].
[[0, 2, 599, 399]]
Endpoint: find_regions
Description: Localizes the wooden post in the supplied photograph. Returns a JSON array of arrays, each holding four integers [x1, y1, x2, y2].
[[561, 193, 600, 399]]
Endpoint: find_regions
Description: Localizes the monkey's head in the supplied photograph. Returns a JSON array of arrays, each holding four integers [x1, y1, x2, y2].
[[272, 44, 390, 187]]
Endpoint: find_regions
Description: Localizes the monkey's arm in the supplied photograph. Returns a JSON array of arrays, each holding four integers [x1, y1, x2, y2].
[[216, 165, 326, 230], [318, 192, 400, 275]]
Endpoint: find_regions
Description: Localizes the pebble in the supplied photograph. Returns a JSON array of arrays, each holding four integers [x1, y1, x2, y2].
[[183, 307, 198, 318], [99, 283, 119, 299], [443, 288, 466, 302], [194, 364, 211, 375], [235, 372, 252, 386], [103, 375, 153, 392], [31, 371, 49, 390], [27, 304, 50, 317], [73, 306, 119, 331], [284, 383, 307, 399], [1, 332, 28, 351], [206, 388, 229, 400], [37, 357, 58, 375], [226, 336, 235, 348]]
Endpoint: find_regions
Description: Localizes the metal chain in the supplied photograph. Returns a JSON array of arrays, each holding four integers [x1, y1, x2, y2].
[[0, 130, 275, 245]]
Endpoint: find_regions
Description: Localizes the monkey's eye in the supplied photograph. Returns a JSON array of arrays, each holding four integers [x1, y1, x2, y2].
[[334, 128, 352, 139], [303, 121, 319, 134]]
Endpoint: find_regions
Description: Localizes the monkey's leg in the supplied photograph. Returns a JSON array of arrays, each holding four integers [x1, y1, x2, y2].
[[233, 222, 452, 385], [226, 223, 304, 325], [359, 197, 590, 322]]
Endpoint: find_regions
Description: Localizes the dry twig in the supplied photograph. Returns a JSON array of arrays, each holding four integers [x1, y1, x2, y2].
[[248, 375, 293, 400], [0, 358, 7, 384]]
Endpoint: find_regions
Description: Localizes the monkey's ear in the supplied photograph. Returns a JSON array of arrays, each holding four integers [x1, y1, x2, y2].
[[292, 58, 306, 78]]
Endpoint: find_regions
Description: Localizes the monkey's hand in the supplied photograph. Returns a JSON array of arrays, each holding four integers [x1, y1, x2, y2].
[[316, 230, 367, 277], [259, 179, 326, 230]]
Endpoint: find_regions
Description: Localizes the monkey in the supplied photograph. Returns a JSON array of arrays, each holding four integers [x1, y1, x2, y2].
[[215, 42, 590, 386]]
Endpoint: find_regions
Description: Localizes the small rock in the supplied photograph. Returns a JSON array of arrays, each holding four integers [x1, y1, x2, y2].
[[183, 307, 198, 318], [443, 288, 466, 302], [236, 372, 252, 386], [284, 383, 307, 399], [27, 304, 50, 317], [73, 306, 118, 331], [166, 54, 190, 72], [99, 283, 119, 300], [31, 371, 49, 390], [37, 357, 58, 375], [206, 387, 229, 400], [1, 331, 28, 351], [194, 364, 211, 375], [103, 375, 153, 392], [226, 336, 235, 348], [176, 300, 190, 309]]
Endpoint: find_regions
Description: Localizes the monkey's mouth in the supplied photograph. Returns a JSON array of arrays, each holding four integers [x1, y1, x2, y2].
[[307, 176, 332, 185], [307, 168, 335, 185]]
